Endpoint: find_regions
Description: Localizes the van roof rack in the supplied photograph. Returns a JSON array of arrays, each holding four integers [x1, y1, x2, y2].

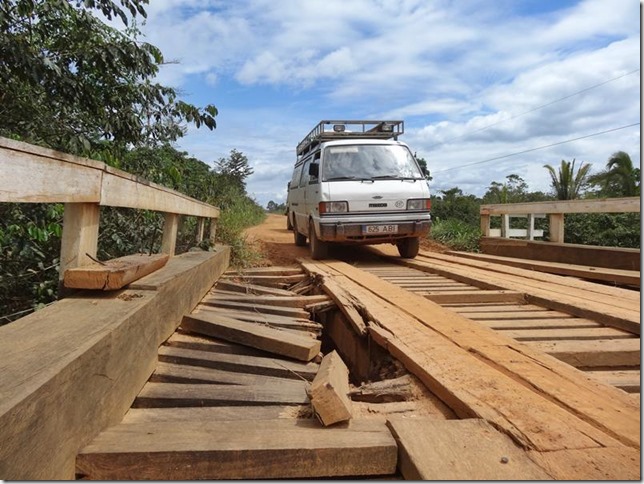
[[296, 120, 404, 156]]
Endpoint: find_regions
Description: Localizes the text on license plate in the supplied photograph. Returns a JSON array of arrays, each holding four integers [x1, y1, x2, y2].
[[363, 224, 398, 234]]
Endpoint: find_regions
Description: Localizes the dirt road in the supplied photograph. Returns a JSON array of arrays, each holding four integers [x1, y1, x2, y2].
[[245, 213, 446, 266]]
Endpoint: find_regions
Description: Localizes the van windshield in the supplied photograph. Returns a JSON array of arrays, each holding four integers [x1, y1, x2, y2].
[[322, 145, 424, 181]]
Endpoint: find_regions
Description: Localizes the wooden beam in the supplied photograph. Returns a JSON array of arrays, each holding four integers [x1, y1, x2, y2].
[[309, 351, 352, 426], [59, 203, 100, 286], [423, 290, 525, 304], [161, 212, 179, 256], [182, 312, 321, 362], [205, 291, 331, 308], [480, 197, 640, 215], [500, 327, 634, 342], [387, 418, 551, 480], [63, 253, 169, 290], [214, 279, 296, 296], [527, 338, 641, 368], [76, 419, 398, 480], [199, 297, 309, 318], [0, 249, 230, 480], [121, 406, 307, 423], [585, 370, 640, 393]]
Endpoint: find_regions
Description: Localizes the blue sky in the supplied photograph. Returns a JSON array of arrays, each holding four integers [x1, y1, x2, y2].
[[134, 0, 640, 207]]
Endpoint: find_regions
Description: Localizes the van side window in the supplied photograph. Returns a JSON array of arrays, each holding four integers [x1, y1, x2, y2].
[[299, 158, 311, 187], [290, 164, 302, 188], [309, 152, 320, 184]]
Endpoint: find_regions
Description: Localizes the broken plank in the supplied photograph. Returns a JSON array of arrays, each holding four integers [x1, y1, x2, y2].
[[76, 419, 398, 480], [309, 350, 352, 426], [133, 382, 309, 407], [200, 297, 309, 318], [423, 290, 525, 304], [63, 253, 169, 290], [320, 275, 368, 335], [196, 306, 321, 333], [182, 312, 321, 362], [214, 279, 297, 296], [500, 327, 635, 341], [158, 345, 319, 380], [387, 418, 551, 480], [221, 273, 307, 287], [151, 361, 308, 388], [205, 291, 331, 308], [527, 338, 641, 368]]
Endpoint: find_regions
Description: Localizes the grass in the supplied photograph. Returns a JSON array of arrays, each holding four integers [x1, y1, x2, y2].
[[214, 196, 266, 268]]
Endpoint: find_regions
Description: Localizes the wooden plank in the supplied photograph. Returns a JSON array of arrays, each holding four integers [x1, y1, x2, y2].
[[446, 303, 538, 312], [528, 339, 641, 368], [478, 318, 602, 330], [424, 290, 525, 304], [501, 327, 635, 341], [0, 249, 230, 480], [166, 331, 274, 357], [196, 306, 321, 332], [585, 370, 640, 392], [63, 253, 169, 290], [121, 406, 308, 423], [235, 266, 304, 276], [151, 361, 307, 387], [182, 312, 321, 362], [527, 447, 640, 480], [463, 310, 573, 320], [321, 276, 368, 335], [205, 291, 331, 308], [76, 419, 398, 480], [450, 251, 641, 287], [214, 279, 297, 296], [133, 382, 309, 407], [221, 274, 307, 287], [161, 212, 179, 256], [387, 418, 551, 480], [200, 297, 310, 318], [309, 351, 352, 425], [158, 345, 319, 381], [302, 259, 640, 450], [480, 197, 640, 215]]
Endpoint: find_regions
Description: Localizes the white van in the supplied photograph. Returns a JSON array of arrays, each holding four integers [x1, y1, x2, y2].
[[287, 120, 431, 259]]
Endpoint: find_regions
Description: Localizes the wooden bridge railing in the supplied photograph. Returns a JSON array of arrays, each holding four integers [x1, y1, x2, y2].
[[479, 197, 640, 270], [0, 137, 220, 285], [480, 197, 640, 243]]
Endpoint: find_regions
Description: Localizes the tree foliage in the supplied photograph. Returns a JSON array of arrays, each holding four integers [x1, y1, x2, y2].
[[588, 151, 640, 197], [0, 0, 217, 156], [543, 159, 591, 200], [215, 149, 254, 192]]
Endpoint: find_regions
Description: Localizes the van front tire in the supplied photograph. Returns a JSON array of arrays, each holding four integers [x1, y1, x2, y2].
[[397, 237, 420, 258], [309, 222, 329, 260]]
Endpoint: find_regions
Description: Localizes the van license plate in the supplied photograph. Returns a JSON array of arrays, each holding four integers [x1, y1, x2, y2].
[[363, 224, 398, 234]]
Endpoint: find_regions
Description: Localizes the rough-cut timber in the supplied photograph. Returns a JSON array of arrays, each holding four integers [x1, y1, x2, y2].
[[76, 419, 398, 480], [63, 253, 169, 290], [182, 311, 321, 362], [387, 418, 551, 480], [309, 351, 352, 425], [0, 249, 230, 480], [200, 297, 310, 318]]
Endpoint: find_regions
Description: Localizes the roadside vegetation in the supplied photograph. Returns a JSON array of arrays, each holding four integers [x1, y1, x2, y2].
[[0, 0, 263, 324]]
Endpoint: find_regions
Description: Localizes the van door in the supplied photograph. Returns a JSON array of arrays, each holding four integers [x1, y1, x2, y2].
[[303, 152, 321, 230], [289, 162, 304, 231]]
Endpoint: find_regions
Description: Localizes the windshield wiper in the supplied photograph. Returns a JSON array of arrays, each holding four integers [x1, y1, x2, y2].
[[325, 176, 358, 181]]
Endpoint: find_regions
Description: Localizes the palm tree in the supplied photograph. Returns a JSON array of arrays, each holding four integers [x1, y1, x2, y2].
[[588, 151, 640, 197], [543, 159, 592, 200]]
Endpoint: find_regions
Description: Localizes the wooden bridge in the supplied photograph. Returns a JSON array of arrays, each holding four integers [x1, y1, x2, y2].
[[0, 139, 640, 480]]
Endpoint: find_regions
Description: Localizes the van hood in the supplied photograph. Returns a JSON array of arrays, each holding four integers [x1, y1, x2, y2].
[[325, 179, 429, 213]]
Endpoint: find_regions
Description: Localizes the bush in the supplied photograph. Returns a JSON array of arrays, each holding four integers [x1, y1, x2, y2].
[[215, 196, 266, 268], [430, 219, 481, 252]]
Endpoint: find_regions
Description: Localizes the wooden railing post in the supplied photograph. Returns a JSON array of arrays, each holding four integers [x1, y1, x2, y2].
[[527, 214, 535, 241], [549, 213, 564, 243], [161, 213, 180, 255], [501, 214, 510, 238], [59, 203, 100, 294], [209, 218, 217, 243], [197, 218, 205, 243], [480, 211, 490, 237]]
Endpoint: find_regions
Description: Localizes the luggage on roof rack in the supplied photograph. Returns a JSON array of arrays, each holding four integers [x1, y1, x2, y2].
[[296, 120, 404, 156]]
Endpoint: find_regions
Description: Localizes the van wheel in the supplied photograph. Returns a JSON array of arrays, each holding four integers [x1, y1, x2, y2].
[[397, 237, 420, 258], [293, 220, 307, 246], [309, 221, 328, 260], [286, 212, 293, 230]]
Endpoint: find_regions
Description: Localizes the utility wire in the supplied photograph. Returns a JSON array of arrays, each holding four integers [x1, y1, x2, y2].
[[433, 123, 640, 174], [428, 68, 640, 149]]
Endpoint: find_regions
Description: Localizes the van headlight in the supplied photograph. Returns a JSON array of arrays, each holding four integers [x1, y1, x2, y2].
[[407, 199, 431, 210], [319, 201, 348, 214]]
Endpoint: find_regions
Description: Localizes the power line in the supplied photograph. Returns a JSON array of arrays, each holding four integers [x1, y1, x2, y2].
[[432, 123, 640, 174], [428, 68, 640, 149]]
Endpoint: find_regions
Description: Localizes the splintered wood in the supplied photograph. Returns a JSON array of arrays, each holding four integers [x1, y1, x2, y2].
[[301, 257, 640, 481], [76, 265, 400, 480]]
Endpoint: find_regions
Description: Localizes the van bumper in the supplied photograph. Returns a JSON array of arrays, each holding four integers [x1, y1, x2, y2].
[[316, 215, 431, 243]]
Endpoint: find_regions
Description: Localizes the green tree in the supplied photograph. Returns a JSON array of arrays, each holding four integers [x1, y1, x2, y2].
[[543, 159, 591, 200], [0, 0, 217, 156], [414, 152, 432, 180], [216, 149, 254, 192], [482, 174, 530, 203], [588, 151, 640, 197]]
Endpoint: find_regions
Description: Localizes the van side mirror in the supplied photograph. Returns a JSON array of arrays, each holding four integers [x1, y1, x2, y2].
[[309, 163, 319, 178]]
